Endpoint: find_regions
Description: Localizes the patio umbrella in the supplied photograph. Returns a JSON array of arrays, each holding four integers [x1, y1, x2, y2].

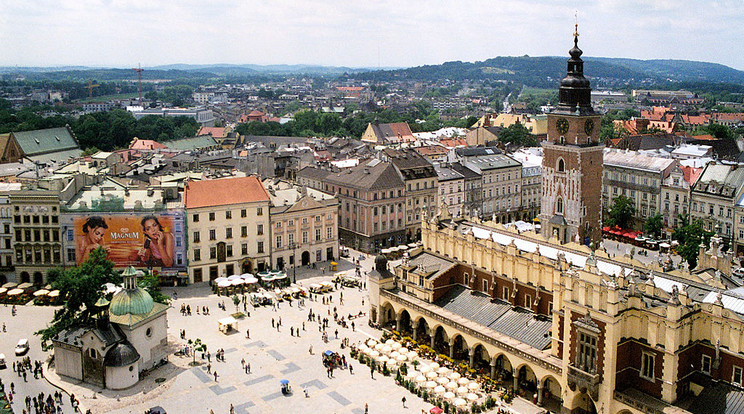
[[378, 356, 389, 364], [396, 355, 407, 362], [415, 375, 427, 383], [367, 339, 377, 347], [2, 282, 17, 289], [419, 365, 432, 374], [445, 382, 458, 390], [399, 347, 409, 354], [437, 367, 450, 375], [17, 282, 33, 289], [454, 398, 467, 407], [369, 350, 380, 358], [443, 392, 456, 400], [218, 281, 231, 288], [437, 377, 450, 385], [385, 339, 395, 345], [274, 274, 287, 280], [359, 345, 370, 354], [406, 371, 418, 380], [448, 372, 461, 380], [374, 343, 385, 351], [227, 275, 242, 281], [214, 277, 228, 284], [406, 351, 418, 359], [467, 382, 480, 391], [48, 290, 60, 298], [466, 393, 478, 401], [242, 276, 259, 284], [429, 362, 440, 370], [389, 351, 400, 359], [425, 381, 438, 389], [426, 371, 438, 379], [33, 289, 50, 296], [0, 288, 7, 295], [457, 378, 470, 386], [434, 385, 446, 395], [230, 279, 244, 286], [8, 288, 24, 296], [381, 345, 392, 354], [391, 342, 401, 350], [457, 386, 468, 395]]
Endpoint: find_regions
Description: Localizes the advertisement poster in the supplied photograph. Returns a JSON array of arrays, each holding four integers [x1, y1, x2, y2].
[[73, 212, 185, 270]]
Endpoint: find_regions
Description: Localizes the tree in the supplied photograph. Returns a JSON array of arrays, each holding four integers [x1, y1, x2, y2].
[[139, 271, 171, 305], [35, 248, 121, 350], [498, 123, 538, 147], [606, 195, 636, 229], [672, 217, 713, 269], [232, 294, 241, 312], [187, 338, 207, 366], [644, 214, 664, 239]]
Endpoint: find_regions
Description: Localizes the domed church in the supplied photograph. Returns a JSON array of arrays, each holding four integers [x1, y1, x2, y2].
[[53, 266, 169, 390]]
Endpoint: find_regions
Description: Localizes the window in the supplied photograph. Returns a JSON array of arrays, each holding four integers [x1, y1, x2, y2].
[[288, 233, 294, 245], [257, 224, 264, 235], [733, 366, 743, 386], [482, 279, 488, 292], [225, 228, 232, 239], [209, 212, 215, 221], [209, 247, 216, 260], [302, 231, 308, 243], [525, 294, 532, 309], [315, 215, 321, 222], [257, 241, 264, 254], [577, 332, 597, 373], [276, 235, 282, 249], [503, 286, 509, 300], [288, 219, 294, 227], [302, 217, 308, 225], [327, 227, 333, 239], [193, 213, 199, 223], [193, 232, 200, 243], [241, 243, 248, 255], [193, 249, 201, 261], [315, 228, 321, 241], [241, 226, 247, 237], [225, 210, 232, 219], [241, 209, 247, 218], [641, 352, 655, 381], [226, 245, 233, 257], [276, 221, 283, 229], [257, 207, 263, 216], [702, 355, 712, 374], [316, 250, 322, 262], [209, 229, 216, 241], [557, 198, 563, 214]]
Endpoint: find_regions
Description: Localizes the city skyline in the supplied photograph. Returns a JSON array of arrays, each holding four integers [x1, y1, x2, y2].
[[1, 1, 743, 71]]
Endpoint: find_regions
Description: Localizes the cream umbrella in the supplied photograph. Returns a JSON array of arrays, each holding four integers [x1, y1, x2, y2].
[[359, 345, 370, 354], [466, 393, 479, 401], [419, 365, 432, 374], [374, 343, 385, 351], [457, 378, 470, 386], [0, 288, 7, 295], [437, 367, 450, 375], [468, 382, 480, 391], [391, 342, 402, 350], [48, 290, 60, 298], [389, 351, 401, 359], [378, 356, 390, 364], [399, 347, 409, 354], [434, 385, 446, 395], [448, 372, 461, 380], [457, 386, 468, 395], [454, 398, 467, 407], [367, 339, 378, 347], [426, 371, 438, 379], [385, 339, 395, 345], [429, 362, 440, 370], [7, 288, 23, 296], [415, 375, 427, 383], [1, 282, 17, 289], [443, 391, 456, 400], [437, 377, 450, 385], [396, 354, 407, 362], [369, 350, 380, 359], [406, 351, 418, 360], [425, 381, 438, 389], [406, 370, 419, 380], [381, 345, 393, 354], [446, 382, 458, 390], [33, 289, 50, 297]]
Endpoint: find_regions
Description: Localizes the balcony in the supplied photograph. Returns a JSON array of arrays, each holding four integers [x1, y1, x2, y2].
[[567, 364, 601, 400]]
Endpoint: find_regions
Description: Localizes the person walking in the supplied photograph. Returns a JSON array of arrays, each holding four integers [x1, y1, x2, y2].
[[349, 364, 353, 375], [246, 362, 250, 374], [213, 371, 218, 382], [402, 396, 406, 408]]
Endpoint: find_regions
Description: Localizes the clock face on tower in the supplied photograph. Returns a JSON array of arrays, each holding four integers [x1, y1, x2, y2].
[[584, 119, 595, 135], [556, 118, 569, 134]]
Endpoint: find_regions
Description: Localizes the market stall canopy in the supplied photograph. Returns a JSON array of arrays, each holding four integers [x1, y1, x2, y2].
[[0, 288, 6, 294], [7, 288, 24, 295], [33, 289, 50, 297], [17, 282, 33, 289], [1, 282, 17, 289], [48, 290, 60, 298], [217, 281, 231, 288]]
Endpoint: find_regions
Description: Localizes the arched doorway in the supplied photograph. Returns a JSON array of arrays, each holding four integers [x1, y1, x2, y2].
[[451, 334, 468, 362], [433, 326, 450, 356], [571, 392, 597, 414], [241, 259, 253, 274], [471, 344, 490, 373], [379, 302, 396, 328], [414, 318, 430, 345], [517, 364, 538, 399], [397, 310, 412, 336], [301, 251, 310, 266], [494, 354, 513, 385], [541, 375, 563, 412], [20, 271, 30, 283], [33, 272, 43, 285]]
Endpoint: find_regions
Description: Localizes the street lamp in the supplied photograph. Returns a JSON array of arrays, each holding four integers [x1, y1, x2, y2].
[[290, 242, 297, 283]]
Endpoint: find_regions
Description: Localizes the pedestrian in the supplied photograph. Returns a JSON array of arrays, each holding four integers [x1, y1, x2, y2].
[[241, 358, 245, 368], [271, 318, 275, 328], [365, 403, 369, 414], [302, 322, 305, 331], [352, 321, 355, 331], [309, 345, 313, 354], [349, 364, 353, 375], [290, 327, 294, 336], [230, 403, 234, 414], [246, 362, 250, 373], [402, 396, 406, 408], [246, 329, 250, 339], [213, 371, 218, 382], [370, 365, 374, 379], [207, 363, 211, 374]]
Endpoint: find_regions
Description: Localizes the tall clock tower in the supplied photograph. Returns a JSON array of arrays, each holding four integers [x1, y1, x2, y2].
[[539, 25, 603, 245]]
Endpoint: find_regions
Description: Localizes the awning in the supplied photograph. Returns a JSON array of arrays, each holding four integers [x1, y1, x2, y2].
[[218, 317, 237, 326]]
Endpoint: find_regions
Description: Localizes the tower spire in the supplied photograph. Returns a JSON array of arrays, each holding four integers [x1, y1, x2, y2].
[[573, 11, 579, 45]]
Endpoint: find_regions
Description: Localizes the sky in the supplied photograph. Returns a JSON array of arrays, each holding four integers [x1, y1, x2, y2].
[[1, 0, 743, 71]]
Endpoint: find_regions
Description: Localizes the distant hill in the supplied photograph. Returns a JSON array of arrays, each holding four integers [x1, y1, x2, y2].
[[350, 56, 744, 87], [148, 63, 389, 75]]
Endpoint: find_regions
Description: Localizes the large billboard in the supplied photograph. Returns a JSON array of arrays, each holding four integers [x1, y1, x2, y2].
[[71, 212, 186, 270]]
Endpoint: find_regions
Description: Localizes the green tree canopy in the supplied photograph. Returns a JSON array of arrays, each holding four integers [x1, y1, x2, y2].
[[497, 123, 539, 147], [644, 214, 665, 239], [35, 248, 121, 350], [606, 195, 636, 229], [672, 215, 713, 269]]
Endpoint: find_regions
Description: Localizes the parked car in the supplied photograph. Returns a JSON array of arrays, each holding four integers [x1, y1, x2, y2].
[[15, 338, 29, 356]]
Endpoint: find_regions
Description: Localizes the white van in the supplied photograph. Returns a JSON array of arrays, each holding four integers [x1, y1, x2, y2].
[[15, 338, 29, 356]]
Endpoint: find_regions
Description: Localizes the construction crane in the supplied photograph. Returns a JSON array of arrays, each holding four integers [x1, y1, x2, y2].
[[85, 80, 100, 98], [132, 64, 144, 103]]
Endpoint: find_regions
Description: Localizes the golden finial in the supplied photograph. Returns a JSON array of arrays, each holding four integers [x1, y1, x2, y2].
[[574, 11, 579, 38]]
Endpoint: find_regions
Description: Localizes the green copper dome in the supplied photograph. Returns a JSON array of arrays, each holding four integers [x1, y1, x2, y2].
[[109, 287, 154, 316]]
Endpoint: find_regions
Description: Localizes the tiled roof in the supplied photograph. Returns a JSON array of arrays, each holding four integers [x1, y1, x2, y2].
[[434, 285, 552, 350], [603, 149, 676, 173], [197, 127, 227, 138], [164, 135, 218, 150], [13, 126, 79, 156], [185, 176, 269, 208], [323, 159, 404, 190], [129, 138, 167, 150], [681, 165, 703, 185], [370, 122, 415, 144]]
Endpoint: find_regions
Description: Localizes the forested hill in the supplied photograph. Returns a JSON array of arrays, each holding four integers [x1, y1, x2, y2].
[[350, 56, 744, 87]]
